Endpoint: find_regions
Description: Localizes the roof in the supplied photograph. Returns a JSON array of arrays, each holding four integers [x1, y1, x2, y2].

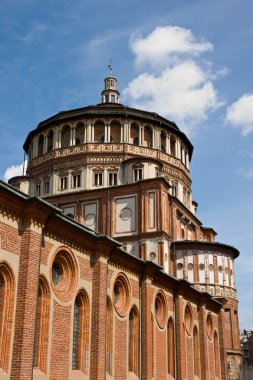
[[172, 240, 240, 258]]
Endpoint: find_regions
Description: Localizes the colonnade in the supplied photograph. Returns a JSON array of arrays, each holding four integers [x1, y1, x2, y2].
[[30, 120, 190, 168]]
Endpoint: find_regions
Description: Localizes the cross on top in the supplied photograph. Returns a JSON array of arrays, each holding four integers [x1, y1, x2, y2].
[[108, 60, 113, 76]]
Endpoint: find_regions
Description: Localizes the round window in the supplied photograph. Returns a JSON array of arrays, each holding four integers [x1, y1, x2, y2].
[[155, 291, 167, 329], [113, 274, 131, 317], [184, 304, 193, 335], [51, 247, 78, 302]]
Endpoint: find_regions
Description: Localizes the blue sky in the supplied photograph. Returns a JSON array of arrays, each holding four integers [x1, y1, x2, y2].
[[1, 0, 253, 328]]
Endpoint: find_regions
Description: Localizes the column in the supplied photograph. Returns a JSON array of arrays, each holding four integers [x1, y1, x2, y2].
[[152, 129, 155, 149], [158, 130, 161, 150], [139, 126, 142, 145], [186, 152, 189, 169], [72, 126, 76, 145], [141, 126, 145, 146], [68, 170, 72, 190], [104, 124, 108, 143], [58, 129, 62, 149], [166, 134, 170, 154], [103, 167, 107, 187], [84, 125, 87, 143], [182, 147, 185, 164], [120, 124, 124, 143], [69, 128, 73, 146], [43, 135, 47, 154], [91, 125, 94, 142], [87, 122, 92, 142], [107, 124, 111, 143]]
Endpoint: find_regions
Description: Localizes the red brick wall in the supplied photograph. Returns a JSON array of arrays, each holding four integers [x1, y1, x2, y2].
[[155, 328, 167, 380], [114, 318, 127, 380], [0, 222, 21, 255], [10, 229, 41, 380], [50, 302, 71, 380]]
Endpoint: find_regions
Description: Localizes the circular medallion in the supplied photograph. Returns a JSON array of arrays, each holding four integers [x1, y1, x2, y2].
[[85, 213, 96, 226], [149, 252, 156, 261], [209, 264, 214, 271], [218, 265, 223, 272], [177, 263, 184, 270], [188, 263, 194, 271], [199, 263, 205, 270], [119, 207, 132, 220]]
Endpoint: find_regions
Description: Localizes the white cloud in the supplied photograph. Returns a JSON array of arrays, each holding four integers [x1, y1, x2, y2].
[[225, 94, 253, 135], [3, 160, 27, 183], [130, 26, 213, 69], [122, 26, 222, 134], [123, 60, 220, 134]]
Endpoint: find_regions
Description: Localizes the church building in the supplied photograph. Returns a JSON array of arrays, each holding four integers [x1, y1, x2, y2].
[[0, 71, 241, 380]]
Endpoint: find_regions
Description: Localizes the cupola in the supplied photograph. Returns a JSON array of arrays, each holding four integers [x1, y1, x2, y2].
[[101, 64, 120, 104]]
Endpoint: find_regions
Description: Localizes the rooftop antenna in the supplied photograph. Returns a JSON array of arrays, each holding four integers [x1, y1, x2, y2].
[[108, 60, 113, 76]]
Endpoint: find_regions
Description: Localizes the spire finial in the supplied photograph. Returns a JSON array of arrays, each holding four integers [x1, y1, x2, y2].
[[107, 60, 113, 76]]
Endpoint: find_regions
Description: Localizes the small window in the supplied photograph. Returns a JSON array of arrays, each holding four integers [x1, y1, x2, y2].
[[133, 168, 143, 182], [111, 95, 115, 103], [44, 181, 50, 194], [72, 174, 81, 188], [172, 184, 177, 197], [109, 172, 117, 186], [36, 184, 41, 196], [105, 95, 109, 103], [94, 172, 103, 187], [75, 138, 80, 145], [133, 137, 139, 145], [60, 176, 68, 191], [161, 145, 166, 153]]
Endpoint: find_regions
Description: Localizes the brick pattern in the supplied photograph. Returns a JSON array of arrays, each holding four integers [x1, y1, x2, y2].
[[10, 229, 41, 380], [50, 301, 71, 380], [0, 222, 21, 255]]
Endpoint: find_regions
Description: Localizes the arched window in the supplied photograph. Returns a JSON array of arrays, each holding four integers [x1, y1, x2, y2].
[[106, 297, 113, 375], [129, 306, 139, 376], [161, 130, 167, 152], [110, 120, 121, 143], [75, 122, 84, 145], [130, 123, 139, 145], [193, 326, 200, 377], [143, 126, 152, 148], [94, 120, 105, 143], [72, 290, 90, 373], [170, 136, 176, 157], [214, 330, 220, 378], [167, 317, 175, 377], [47, 130, 54, 152], [0, 262, 14, 372], [34, 276, 50, 373], [61, 125, 71, 148], [38, 134, 44, 156]]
